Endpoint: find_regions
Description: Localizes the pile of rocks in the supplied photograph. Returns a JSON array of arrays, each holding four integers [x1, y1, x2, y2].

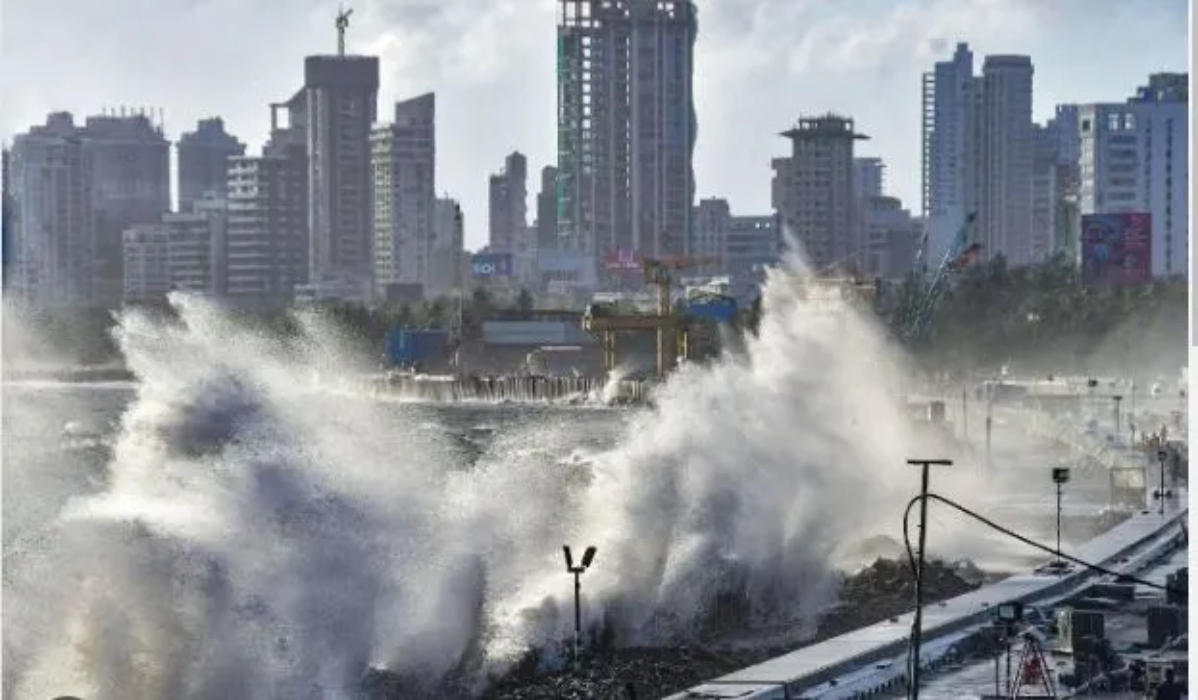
[[478, 557, 984, 700]]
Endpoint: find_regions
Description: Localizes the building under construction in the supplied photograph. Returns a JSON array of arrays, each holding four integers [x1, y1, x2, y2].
[[556, 0, 698, 269]]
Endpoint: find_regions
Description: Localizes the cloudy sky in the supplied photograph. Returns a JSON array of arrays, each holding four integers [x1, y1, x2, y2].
[[2, 0, 1188, 250]]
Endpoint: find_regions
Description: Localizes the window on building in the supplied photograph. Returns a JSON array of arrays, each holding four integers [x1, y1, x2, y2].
[[1107, 113, 1120, 131], [1081, 118, 1091, 132]]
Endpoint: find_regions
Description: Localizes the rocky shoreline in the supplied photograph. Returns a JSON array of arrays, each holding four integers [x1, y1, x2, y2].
[[360, 557, 991, 700]]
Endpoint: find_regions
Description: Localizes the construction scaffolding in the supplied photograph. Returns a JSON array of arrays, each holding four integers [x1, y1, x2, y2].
[[556, 0, 697, 262]]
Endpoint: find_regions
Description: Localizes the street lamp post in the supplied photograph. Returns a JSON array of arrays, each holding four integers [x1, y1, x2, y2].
[[1155, 449, 1168, 516], [985, 389, 994, 469], [562, 544, 597, 671], [1112, 395, 1123, 443], [907, 458, 953, 700], [1052, 467, 1071, 569]]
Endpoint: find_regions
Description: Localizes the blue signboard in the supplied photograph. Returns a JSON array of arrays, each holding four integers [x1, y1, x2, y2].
[[684, 295, 738, 323], [471, 253, 513, 278]]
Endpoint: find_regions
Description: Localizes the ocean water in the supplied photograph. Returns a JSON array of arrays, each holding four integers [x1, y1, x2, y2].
[[2, 255, 1113, 699]]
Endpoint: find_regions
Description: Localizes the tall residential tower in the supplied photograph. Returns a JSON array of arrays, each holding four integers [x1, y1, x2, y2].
[[371, 93, 436, 299], [177, 117, 245, 212], [556, 0, 697, 272], [300, 51, 380, 300]]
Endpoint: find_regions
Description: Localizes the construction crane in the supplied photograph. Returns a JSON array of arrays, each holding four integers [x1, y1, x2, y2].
[[906, 212, 981, 340], [582, 255, 720, 379], [336, 6, 353, 56]]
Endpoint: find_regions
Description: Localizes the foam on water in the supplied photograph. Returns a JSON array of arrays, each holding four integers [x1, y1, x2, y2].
[[5, 254, 1014, 698]]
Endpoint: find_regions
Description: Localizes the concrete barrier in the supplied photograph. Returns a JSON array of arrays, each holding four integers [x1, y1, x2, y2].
[[666, 497, 1188, 700]]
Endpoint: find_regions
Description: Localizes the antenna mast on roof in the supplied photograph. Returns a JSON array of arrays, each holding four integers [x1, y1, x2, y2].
[[336, 6, 353, 56]]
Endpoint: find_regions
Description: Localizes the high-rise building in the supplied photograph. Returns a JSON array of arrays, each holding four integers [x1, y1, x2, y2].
[[1076, 73, 1189, 279], [557, 0, 697, 268], [8, 113, 94, 308], [1130, 73, 1187, 278], [122, 224, 171, 303], [772, 115, 868, 273], [921, 43, 979, 267], [82, 112, 171, 306], [177, 117, 245, 213], [371, 93, 436, 300], [979, 55, 1035, 266], [3, 146, 13, 285], [860, 195, 921, 280], [724, 215, 780, 302], [922, 45, 1036, 267], [300, 53, 380, 299], [691, 198, 730, 272], [122, 204, 225, 304], [429, 196, 465, 298], [534, 165, 559, 252], [488, 151, 527, 253], [226, 152, 306, 311]]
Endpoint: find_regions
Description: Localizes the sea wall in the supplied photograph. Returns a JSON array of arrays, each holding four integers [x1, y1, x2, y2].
[[370, 373, 654, 405]]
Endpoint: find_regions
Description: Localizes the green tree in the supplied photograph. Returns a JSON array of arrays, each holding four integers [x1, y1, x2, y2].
[[514, 288, 535, 318]]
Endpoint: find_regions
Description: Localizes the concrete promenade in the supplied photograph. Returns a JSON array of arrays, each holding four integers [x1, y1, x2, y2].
[[665, 496, 1187, 700]]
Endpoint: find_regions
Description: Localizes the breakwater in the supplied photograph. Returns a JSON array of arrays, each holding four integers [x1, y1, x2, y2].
[[370, 373, 654, 405]]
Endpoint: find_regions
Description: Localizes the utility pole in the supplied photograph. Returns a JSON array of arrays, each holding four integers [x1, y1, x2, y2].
[[907, 458, 953, 700]]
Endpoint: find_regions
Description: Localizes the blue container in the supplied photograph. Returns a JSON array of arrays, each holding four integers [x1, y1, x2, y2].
[[385, 328, 450, 366]]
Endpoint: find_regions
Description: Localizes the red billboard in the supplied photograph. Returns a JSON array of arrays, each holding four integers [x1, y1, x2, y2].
[[1080, 213, 1152, 286]]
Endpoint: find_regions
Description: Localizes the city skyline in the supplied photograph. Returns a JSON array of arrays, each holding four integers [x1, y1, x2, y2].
[[2, 0, 1187, 250]]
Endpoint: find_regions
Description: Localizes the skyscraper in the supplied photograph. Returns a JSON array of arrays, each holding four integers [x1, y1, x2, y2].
[[223, 98, 308, 311], [82, 111, 171, 306], [300, 53, 380, 299], [921, 45, 1035, 267], [921, 43, 978, 267], [8, 113, 94, 308], [429, 196, 465, 298], [556, 0, 697, 270], [371, 93, 436, 299], [535, 165, 559, 252], [773, 115, 868, 273], [177, 117, 245, 212], [488, 151, 527, 253], [2, 146, 12, 285], [980, 55, 1035, 266]]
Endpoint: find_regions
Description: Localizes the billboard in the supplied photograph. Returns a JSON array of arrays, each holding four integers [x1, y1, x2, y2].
[[471, 253, 513, 278], [1080, 213, 1152, 286], [604, 249, 642, 271]]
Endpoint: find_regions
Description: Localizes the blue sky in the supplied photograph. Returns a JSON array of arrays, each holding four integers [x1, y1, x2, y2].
[[2, 0, 1188, 250]]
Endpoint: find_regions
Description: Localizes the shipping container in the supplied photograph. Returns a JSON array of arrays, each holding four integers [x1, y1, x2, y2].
[[385, 328, 451, 366]]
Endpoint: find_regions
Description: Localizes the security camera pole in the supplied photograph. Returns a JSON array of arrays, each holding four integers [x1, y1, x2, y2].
[[563, 544, 597, 671], [1052, 467, 1070, 568], [907, 458, 953, 700]]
